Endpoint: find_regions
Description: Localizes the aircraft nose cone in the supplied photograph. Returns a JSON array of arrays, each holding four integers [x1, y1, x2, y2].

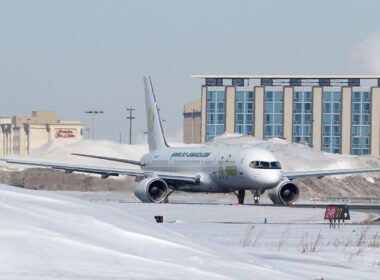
[[260, 170, 282, 187]]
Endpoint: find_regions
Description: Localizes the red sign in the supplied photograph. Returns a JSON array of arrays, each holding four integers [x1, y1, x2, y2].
[[55, 129, 76, 138], [324, 206, 337, 220]]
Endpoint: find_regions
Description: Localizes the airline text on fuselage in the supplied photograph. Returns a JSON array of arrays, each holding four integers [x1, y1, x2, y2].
[[171, 152, 211, 158]]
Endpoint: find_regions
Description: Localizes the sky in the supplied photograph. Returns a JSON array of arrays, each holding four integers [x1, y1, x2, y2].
[[1, 0, 380, 143]]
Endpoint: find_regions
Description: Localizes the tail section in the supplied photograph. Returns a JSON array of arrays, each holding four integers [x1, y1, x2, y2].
[[143, 76, 169, 152]]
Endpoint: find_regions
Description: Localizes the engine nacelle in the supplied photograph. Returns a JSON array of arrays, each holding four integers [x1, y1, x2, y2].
[[267, 180, 299, 205], [134, 177, 169, 203]]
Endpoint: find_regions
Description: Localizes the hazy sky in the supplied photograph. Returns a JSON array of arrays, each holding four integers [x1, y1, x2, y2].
[[1, 0, 380, 143]]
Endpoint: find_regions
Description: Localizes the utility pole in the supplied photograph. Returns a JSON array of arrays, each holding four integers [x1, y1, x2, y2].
[[84, 110, 104, 139], [126, 107, 136, 145]]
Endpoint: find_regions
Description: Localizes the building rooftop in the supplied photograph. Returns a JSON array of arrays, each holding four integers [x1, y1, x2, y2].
[[191, 74, 380, 87], [191, 74, 380, 79]]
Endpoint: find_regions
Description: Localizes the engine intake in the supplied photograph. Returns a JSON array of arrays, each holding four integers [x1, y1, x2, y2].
[[134, 177, 169, 203], [267, 180, 299, 205]]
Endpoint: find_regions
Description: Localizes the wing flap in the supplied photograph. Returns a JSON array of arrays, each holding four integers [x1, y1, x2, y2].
[[283, 167, 380, 179]]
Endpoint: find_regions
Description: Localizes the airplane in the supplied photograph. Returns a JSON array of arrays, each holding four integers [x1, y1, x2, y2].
[[3, 76, 380, 205]]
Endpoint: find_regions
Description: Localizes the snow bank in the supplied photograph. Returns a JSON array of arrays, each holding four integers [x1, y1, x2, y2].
[[0, 184, 298, 280], [30, 139, 147, 168]]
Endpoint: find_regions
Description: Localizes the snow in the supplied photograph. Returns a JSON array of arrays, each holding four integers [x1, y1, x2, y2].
[[1, 184, 379, 279], [0, 184, 291, 280]]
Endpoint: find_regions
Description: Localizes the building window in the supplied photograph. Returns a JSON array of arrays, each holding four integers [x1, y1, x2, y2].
[[235, 91, 254, 135], [292, 90, 312, 146], [264, 90, 283, 139], [206, 91, 225, 141], [351, 91, 371, 155], [322, 91, 342, 154]]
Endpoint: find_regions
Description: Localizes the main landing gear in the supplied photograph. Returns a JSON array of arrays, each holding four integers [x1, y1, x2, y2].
[[238, 190, 245, 204], [234, 190, 246, 204]]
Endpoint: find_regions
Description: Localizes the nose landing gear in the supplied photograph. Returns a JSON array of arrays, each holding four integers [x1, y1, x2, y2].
[[252, 189, 264, 204], [254, 193, 260, 204]]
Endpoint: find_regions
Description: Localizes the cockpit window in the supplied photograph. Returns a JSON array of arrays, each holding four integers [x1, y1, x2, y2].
[[249, 161, 281, 169], [270, 161, 281, 169]]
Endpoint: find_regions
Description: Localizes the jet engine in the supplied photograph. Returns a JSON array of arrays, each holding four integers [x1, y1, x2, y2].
[[134, 177, 169, 203], [267, 180, 299, 205]]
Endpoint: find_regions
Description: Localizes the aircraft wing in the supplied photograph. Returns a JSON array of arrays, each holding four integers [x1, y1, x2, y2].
[[283, 167, 380, 180], [2, 158, 201, 184]]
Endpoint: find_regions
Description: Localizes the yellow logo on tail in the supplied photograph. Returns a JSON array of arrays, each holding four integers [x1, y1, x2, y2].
[[147, 107, 154, 132]]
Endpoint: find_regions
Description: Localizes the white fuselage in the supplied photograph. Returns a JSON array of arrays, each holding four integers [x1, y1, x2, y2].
[[140, 146, 283, 192]]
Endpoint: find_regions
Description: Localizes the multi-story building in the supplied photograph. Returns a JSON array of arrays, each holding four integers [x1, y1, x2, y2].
[[183, 74, 380, 156], [0, 111, 84, 156]]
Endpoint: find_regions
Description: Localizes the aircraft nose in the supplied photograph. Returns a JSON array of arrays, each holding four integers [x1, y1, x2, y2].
[[257, 170, 282, 188]]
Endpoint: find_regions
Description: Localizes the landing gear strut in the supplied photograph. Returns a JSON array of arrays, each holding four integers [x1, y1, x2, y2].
[[235, 190, 245, 204]]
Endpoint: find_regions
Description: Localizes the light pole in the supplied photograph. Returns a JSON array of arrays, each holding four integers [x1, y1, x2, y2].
[[126, 107, 136, 145], [84, 128, 90, 139], [84, 110, 104, 139]]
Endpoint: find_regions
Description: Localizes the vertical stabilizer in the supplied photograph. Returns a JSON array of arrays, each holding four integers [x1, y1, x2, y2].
[[143, 76, 169, 152]]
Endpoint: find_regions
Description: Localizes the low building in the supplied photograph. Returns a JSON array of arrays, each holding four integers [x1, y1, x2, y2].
[[0, 111, 84, 155], [184, 74, 380, 156], [183, 99, 202, 144]]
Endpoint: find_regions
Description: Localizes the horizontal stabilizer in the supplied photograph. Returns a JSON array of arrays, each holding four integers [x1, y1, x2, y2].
[[71, 153, 144, 167]]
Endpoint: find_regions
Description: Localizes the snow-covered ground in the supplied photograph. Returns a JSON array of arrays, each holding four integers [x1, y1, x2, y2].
[[0, 184, 289, 280], [1, 184, 379, 279]]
